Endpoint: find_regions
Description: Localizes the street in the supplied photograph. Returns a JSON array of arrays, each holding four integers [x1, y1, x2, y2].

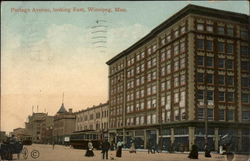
[[7, 144, 250, 161]]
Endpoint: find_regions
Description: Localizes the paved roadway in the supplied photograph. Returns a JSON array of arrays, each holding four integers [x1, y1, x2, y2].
[[7, 144, 250, 161]]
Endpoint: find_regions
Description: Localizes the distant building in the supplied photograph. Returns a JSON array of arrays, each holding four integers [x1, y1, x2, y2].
[[41, 116, 54, 144], [53, 103, 75, 144], [0, 131, 7, 142], [106, 4, 250, 152], [75, 102, 109, 139], [25, 112, 54, 144]]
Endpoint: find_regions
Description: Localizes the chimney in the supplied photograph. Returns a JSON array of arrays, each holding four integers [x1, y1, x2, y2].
[[69, 108, 73, 113]]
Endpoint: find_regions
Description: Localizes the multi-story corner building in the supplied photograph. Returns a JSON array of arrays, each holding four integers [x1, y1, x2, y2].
[[75, 102, 109, 138], [106, 4, 249, 152], [53, 103, 75, 144]]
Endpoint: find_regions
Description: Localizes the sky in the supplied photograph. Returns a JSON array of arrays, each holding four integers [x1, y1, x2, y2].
[[1, 1, 249, 133]]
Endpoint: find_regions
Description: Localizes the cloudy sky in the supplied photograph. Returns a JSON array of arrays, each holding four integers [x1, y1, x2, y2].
[[1, 1, 249, 132]]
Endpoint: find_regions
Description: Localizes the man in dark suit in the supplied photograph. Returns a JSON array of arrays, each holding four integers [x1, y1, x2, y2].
[[101, 139, 110, 159]]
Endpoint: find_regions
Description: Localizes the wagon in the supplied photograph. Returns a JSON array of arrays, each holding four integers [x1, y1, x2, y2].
[[0, 141, 23, 160]]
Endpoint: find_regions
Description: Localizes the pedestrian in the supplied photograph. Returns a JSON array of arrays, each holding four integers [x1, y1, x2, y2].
[[129, 140, 136, 153], [101, 139, 110, 160], [85, 141, 94, 157], [188, 144, 198, 159], [116, 140, 123, 157], [147, 141, 153, 154], [52, 142, 55, 149]]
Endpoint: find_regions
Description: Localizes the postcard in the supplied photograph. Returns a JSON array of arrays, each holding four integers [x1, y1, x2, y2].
[[1, 1, 249, 161]]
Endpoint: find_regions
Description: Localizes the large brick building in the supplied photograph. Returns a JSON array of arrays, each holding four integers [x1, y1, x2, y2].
[[106, 4, 249, 152]]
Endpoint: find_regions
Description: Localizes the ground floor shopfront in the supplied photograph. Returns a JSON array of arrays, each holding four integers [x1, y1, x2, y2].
[[108, 122, 250, 152]]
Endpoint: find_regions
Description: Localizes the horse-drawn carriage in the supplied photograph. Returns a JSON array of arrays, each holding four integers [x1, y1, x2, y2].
[[0, 139, 23, 160]]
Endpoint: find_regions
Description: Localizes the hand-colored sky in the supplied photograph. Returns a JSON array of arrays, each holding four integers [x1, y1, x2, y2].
[[1, 1, 249, 133]]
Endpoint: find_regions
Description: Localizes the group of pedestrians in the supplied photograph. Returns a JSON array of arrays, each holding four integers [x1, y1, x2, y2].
[[84, 139, 126, 159]]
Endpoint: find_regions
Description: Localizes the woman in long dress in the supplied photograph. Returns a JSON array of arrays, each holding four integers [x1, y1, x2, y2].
[[85, 141, 94, 157], [116, 140, 123, 157]]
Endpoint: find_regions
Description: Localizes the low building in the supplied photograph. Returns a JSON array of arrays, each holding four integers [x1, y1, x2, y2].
[[53, 103, 75, 144], [75, 102, 109, 139]]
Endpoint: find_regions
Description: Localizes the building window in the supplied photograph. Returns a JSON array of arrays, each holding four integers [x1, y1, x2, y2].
[[197, 90, 204, 100], [240, 30, 248, 39], [196, 39, 204, 50], [174, 60, 179, 71], [147, 73, 151, 82], [197, 56, 204, 66], [207, 57, 213, 67], [152, 114, 156, 124], [180, 42, 185, 53], [227, 76, 234, 86], [197, 23, 204, 31], [197, 108, 204, 120], [174, 76, 179, 87], [166, 95, 171, 109], [166, 49, 171, 59], [147, 115, 151, 124], [219, 91, 225, 102], [227, 92, 234, 102], [241, 77, 249, 87], [140, 116, 145, 124], [161, 82, 165, 91], [161, 38, 166, 46], [207, 74, 213, 84], [227, 110, 234, 121], [218, 42, 225, 53], [147, 99, 151, 109], [208, 109, 214, 121], [206, 25, 213, 32], [161, 50, 166, 62], [197, 73, 204, 83], [152, 71, 156, 80], [227, 60, 234, 70], [152, 58, 156, 67], [161, 96, 165, 106], [242, 93, 249, 103], [218, 58, 225, 69], [161, 67, 165, 76], [227, 27, 234, 36], [206, 40, 213, 51], [174, 45, 179, 55], [141, 64, 145, 72], [219, 109, 225, 121], [180, 58, 185, 69], [167, 35, 171, 42], [166, 80, 171, 90], [181, 26, 186, 34], [218, 75, 225, 85], [174, 30, 179, 38], [166, 64, 171, 74], [153, 44, 157, 53], [242, 111, 250, 121], [174, 92, 179, 103], [226, 43, 233, 54], [147, 87, 151, 95], [180, 74, 186, 85], [240, 46, 248, 56], [218, 26, 225, 34], [241, 61, 248, 71], [152, 85, 157, 94], [207, 90, 214, 101], [174, 110, 179, 121], [166, 111, 171, 121]]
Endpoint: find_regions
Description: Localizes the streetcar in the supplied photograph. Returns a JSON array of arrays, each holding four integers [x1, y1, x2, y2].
[[70, 130, 102, 149], [21, 135, 32, 145]]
